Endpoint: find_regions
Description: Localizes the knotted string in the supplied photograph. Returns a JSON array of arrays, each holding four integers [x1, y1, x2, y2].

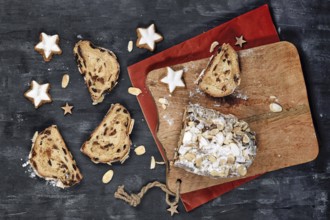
[[114, 180, 180, 208]]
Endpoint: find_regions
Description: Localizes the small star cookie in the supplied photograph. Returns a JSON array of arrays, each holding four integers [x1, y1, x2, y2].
[[235, 35, 247, 48], [136, 24, 163, 51], [24, 80, 52, 108], [160, 67, 185, 93], [61, 103, 73, 115], [35, 32, 62, 62], [167, 204, 179, 216]]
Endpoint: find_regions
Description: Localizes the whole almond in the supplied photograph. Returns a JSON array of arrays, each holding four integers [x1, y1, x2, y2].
[[237, 165, 247, 176], [102, 170, 114, 184], [269, 102, 283, 113], [61, 74, 70, 88]]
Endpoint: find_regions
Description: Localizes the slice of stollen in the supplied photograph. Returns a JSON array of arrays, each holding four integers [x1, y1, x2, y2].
[[29, 125, 83, 188], [81, 103, 134, 164], [73, 40, 120, 105], [198, 43, 241, 97]]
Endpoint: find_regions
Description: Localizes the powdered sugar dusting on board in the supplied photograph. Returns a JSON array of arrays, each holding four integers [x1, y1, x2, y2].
[[46, 180, 57, 187], [22, 159, 59, 187], [189, 87, 205, 98], [231, 89, 249, 100], [238, 48, 254, 58], [163, 114, 173, 126]]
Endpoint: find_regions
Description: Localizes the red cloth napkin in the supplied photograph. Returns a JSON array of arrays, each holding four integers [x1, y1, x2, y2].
[[128, 4, 279, 211]]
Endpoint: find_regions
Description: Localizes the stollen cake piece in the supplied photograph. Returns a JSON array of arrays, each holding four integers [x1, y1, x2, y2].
[[198, 43, 241, 97], [73, 40, 120, 105], [174, 104, 257, 178], [29, 125, 83, 188], [81, 103, 134, 164]]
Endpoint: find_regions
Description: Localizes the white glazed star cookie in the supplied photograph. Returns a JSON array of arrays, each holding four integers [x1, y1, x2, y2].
[[24, 80, 52, 108], [136, 24, 163, 51], [35, 32, 62, 62], [160, 67, 185, 93]]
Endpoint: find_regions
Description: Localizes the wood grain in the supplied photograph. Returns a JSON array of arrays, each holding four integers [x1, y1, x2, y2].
[[146, 42, 319, 193]]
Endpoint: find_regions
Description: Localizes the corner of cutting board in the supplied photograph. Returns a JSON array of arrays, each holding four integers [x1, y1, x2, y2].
[[309, 142, 320, 162], [280, 41, 299, 54]]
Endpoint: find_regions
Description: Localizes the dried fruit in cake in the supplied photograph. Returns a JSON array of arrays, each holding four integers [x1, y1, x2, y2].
[[73, 40, 120, 105], [198, 43, 241, 97], [174, 104, 257, 178], [81, 103, 134, 164], [29, 125, 83, 188]]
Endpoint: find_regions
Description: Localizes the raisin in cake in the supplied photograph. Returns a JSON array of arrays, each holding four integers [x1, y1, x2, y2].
[[73, 40, 120, 105], [198, 43, 241, 97], [29, 125, 83, 188], [81, 103, 134, 164], [174, 104, 257, 178]]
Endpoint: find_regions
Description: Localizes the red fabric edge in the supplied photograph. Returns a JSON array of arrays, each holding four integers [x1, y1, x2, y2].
[[128, 4, 279, 212], [181, 175, 262, 211]]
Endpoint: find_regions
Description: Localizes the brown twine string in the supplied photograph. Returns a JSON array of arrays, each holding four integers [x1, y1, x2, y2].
[[114, 181, 180, 207]]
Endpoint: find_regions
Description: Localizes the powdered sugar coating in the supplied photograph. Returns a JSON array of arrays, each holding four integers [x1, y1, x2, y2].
[[136, 24, 163, 51], [35, 32, 61, 61], [160, 67, 185, 93], [174, 104, 257, 178], [24, 81, 51, 108]]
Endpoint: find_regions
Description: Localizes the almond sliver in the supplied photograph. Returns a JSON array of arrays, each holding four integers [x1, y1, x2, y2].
[[150, 156, 156, 169], [209, 41, 219, 53], [128, 87, 142, 96], [134, 145, 146, 155], [128, 40, 133, 52], [61, 74, 70, 88]]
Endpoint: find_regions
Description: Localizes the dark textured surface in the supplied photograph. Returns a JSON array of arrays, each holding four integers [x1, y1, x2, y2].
[[0, 0, 329, 219]]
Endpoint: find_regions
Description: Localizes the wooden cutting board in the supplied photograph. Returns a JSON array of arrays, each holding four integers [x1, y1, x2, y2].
[[146, 41, 319, 194]]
